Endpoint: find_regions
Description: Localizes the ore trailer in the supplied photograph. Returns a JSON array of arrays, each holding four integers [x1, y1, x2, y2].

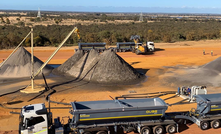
[[114, 42, 135, 52], [69, 98, 177, 134], [75, 43, 106, 53]]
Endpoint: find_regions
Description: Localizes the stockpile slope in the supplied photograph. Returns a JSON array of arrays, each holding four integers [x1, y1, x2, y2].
[[202, 56, 221, 72], [0, 46, 53, 78], [53, 50, 84, 75], [60, 49, 143, 84], [66, 49, 100, 80], [90, 50, 142, 83], [160, 56, 221, 87]]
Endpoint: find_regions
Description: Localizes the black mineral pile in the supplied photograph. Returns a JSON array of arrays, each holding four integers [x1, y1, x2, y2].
[[66, 49, 100, 80], [54, 49, 144, 84], [53, 50, 84, 75], [202, 56, 221, 73], [0, 46, 53, 78]]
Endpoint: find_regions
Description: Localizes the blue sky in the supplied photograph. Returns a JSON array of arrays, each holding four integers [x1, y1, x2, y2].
[[1, 0, 221, 14]]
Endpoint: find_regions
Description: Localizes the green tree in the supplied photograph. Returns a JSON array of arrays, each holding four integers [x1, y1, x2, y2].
[[6, 18, 10, 24], [0, 17, 5, 23], [147, 29, 155, 41]]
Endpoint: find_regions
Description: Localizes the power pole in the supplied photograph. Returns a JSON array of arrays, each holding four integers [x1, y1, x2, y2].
[[139, 12, 143, 22], [37, 8, 41, 18]]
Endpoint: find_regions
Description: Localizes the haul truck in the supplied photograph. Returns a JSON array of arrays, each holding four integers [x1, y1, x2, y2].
[[19, 98, 178, 134], [130, 35, 155, 55]]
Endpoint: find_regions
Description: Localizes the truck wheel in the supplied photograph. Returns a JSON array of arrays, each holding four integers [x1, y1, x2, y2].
[[166, 124, 176, 134], [211, 120, 220, 129], [135, 50, 139, 55], [96, 131, 107, 134], [141, 127, 151, 134], [200, 121, 209, 130], [153, 125, 164, 134], [132, 49, 135, 53]]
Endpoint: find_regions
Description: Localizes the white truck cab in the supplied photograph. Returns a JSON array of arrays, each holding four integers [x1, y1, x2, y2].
[[19, 103, 49, 134], [146, 41, 155, 52]]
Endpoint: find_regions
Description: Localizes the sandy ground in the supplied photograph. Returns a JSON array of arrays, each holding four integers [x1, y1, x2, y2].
[[1, 40, 221, 133]]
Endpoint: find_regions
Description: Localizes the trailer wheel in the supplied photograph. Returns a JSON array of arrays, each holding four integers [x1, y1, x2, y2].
[[141, 127, 151, 134], [153, 125, 164, 134], [96, 131, 107, 134], [211, 120, 220, 129], [166, 124, 176, 134], [200, 121, 209, 130]]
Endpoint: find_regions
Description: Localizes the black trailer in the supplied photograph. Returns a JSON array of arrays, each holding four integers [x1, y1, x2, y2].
[[69, 98, 178, 134], [175, 93, 221, 130], [113, 42, 135, 52], [75, 43, 106, 53]]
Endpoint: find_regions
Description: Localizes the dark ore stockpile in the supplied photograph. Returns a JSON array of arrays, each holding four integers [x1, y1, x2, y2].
[[54, 49, 144, 84], [202, 56, 221, 72], [0, 46, 53, 78], [161, 56, 221, 87], [90, 50, 142, 83], [53, 50, 84, 75]]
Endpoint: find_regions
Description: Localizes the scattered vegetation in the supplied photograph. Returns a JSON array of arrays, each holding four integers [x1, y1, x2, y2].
[[0, 11, 221, 49]]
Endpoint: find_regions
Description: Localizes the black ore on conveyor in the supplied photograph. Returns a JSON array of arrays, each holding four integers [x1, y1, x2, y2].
[[0, 46, 53, 78]]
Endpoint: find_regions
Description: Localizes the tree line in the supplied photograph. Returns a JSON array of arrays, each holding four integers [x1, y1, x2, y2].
[[0, 19, 221, 49]]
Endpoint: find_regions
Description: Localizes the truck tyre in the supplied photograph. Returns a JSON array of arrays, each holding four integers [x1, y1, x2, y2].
[[96, 131, 107, 134], [200, 121, 209, 130], [211, 120, 220, 129], [166, 124, 176, 134], [153, 125, 164, 134], [141, 126, 151, 134], [132, 49, 135, 53]]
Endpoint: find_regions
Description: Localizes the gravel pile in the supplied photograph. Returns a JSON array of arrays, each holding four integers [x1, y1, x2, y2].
[[0, 46, 53, 78], [66, 49, 100, 80], [53, 50, 84, 75], [161, 56, 221, 87], [90, 49, 142, 83], [55, 49, 143, 84], [202, 56, 221, 72]]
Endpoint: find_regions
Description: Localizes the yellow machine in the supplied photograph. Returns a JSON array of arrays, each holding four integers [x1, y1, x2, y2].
[[130, 35, 155, 55], [75, 28, 80, 40]]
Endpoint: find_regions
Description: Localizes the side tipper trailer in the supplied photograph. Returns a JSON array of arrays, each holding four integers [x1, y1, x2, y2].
[[114, 42, 135, 52], [69, 98, 178, 134], [75, 43, 106, 53], [175, 93, 221, 130]]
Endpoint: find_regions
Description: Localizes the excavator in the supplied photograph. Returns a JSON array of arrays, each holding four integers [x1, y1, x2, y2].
[[130, 35, 155, 55]]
